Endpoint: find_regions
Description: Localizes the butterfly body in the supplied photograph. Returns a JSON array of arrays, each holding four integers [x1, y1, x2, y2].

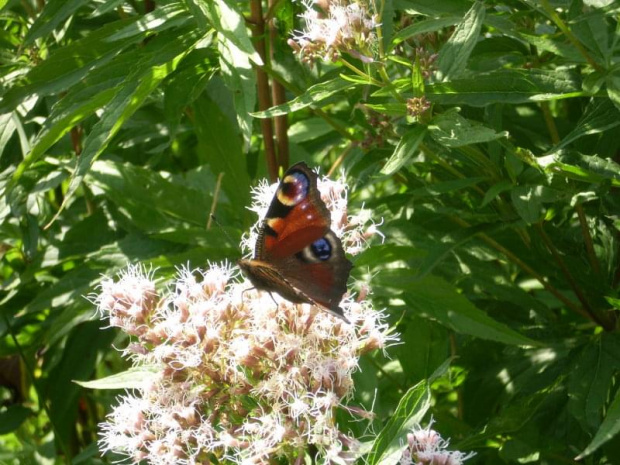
[[238, 162, 352, 319]]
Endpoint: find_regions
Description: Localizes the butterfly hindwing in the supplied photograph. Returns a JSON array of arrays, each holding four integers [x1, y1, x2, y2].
[[274, 230, 353, 314], [238, 162, 353, 320]]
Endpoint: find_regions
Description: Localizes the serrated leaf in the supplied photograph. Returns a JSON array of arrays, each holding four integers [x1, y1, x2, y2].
[[542, 151, 620, 187], [417, 222, 510, 277], [551, 99, 620, 152], [381, 125, 427, 175], [24, 0, 92, 45], [76, 366, 159, 390], [427, 69, 583, 106], [391, 16, 459, 48], [252, 78, 355, 118], [364, 103, 407, 117], [576, 374, 620, 459], [398, 274, 539, 346], [606, 70, 620, 112], [106, 2, 191, 41], [436, 1, 485, 81], [218, 31, 256, 149], [194, 0, 261, 65], [0, 113, 16, 158], [481, 179, 513, 207], [429, 109, 508, 147], [367, 381, 431, 465]]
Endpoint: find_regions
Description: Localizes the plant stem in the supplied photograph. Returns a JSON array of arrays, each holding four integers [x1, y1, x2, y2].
[[250, 0, 278, 181], [339, 58, 383, 86], [541, 102, 560, 145], [327, 142, 356, 177], [450, 215, 591, 322], [535, 223, 612, 330], [575, 203, 601, 276], [268, 0, 290, 169], [539, 0, 604, 73]]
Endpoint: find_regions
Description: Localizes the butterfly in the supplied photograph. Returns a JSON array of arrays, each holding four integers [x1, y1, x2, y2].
[[238, 162, 353, 321]]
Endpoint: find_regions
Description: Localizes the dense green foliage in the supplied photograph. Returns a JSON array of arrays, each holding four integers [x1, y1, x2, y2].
[[1, 0, 619, 463]]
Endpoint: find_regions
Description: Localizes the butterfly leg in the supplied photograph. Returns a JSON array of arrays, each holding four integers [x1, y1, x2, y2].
[[240, 286, 255, 306], [268, 292, 279, 308]]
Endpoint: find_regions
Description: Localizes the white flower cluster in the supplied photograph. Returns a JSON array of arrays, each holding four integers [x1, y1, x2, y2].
[[97, 170, 394, 464], [289, 0, 380, 64], [399, 420, 476, 465]]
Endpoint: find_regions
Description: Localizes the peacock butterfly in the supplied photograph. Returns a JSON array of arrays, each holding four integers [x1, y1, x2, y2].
[[238, 162, 353, 320]]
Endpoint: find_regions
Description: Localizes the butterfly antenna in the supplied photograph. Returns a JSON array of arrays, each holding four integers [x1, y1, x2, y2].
[[206, 172, 225, 230], [209, 214, 237, 246]]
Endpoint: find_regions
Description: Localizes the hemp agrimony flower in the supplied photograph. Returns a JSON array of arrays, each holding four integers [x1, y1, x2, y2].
[[399, 420, 476, 465], [289, 0, 380, 65], [96, 169, 394, 464]]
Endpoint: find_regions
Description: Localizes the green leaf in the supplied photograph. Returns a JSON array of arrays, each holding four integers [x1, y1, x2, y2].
[[288, 118, 335, 143], [0, 112, 17, 157], [429, 109, 508, 147], [381, 125, 427, 175], [391, 16, 459, 48], [481, 179, 513, 207], [26, 88, 116, 170], [518, 32, 586, 63], [24, 0, 92, 45], [398, 274, 539, 346], [89, 0, 126, 17], [163, 47, 216, 137], [510, 185, 564, 224], [401, 0, 470, 16], [76, 366, 159, 390], [251, 78, 355, 118], [106, 3, 191, 41], [436, 1, 485, 81], [397, 317, 449, 382], [551, 99, 620, 152], [606, 70, 620, 112], [190, 0, 261, 65], [568, 336, 617, 433], [48, 30, 202, 225], [218, 29, 256, 148], [427, 69, 583, 106], [539, 152, 620, 187], [364, 103, 408, 117], [0, 405, 32, 435], [193, 94, 250, 210], [47, 321, 116, 450], [87, 160, 212, 230], [576, 384, 620, 459], [0, 17, 143, 114], [417, 223, 510, 277], [367, 381, 431, 465]]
